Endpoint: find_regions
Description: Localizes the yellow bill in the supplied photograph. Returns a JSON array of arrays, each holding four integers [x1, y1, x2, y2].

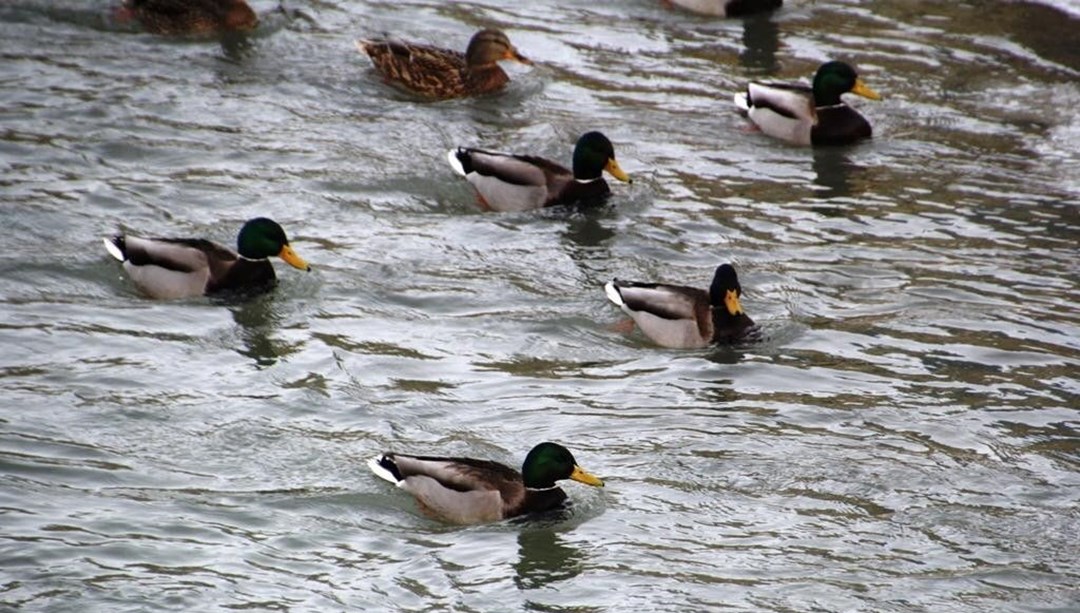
[[278, 244, 311, 271], [851, 78, 882, 101], [605, 158, 632, 184], [724, 289, 745, 316], [570, 465, 604, 487]]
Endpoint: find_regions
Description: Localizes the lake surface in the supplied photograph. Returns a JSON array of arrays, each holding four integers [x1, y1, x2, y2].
[[1, 0, 1078, 611]]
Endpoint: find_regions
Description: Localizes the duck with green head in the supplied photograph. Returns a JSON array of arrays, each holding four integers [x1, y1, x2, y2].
[[733, 60, 882, 146], [356, 29, 532, 100], [605, 264, 756, 349], [446, 131, 632, 212], [368, 442, 604, 525], [103, 217, 310, 299], [116, 0, 258, 37]]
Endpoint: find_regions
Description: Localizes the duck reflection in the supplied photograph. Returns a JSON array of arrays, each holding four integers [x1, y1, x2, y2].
[[811, 147, 860, 201], [559, 207, 617, 287], [738, 13, 780, 75], [218, 30, 255, 61], [226, 294, 300, 368], [513, 527, 587, 590]]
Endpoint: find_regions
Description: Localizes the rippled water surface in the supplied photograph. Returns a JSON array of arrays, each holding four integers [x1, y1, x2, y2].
[[2, 0, 1078, 611]]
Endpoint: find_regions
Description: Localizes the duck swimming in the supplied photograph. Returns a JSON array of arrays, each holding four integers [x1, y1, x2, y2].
[[605, 264, 755, 349], [733, 60, 882, 146], [117, 0, 258, 37], [368, 442, 604, 525], [103, 217, 310, 299], [447, 131, 632, 212], [356, 29, 532, 100]]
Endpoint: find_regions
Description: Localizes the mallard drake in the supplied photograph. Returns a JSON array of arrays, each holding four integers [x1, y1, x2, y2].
[[446, 131, 632, 212], [733, 60, 882, 146], [664, 0, 782, 18], [117, 0, 258, 37], [355, 29, 532, 100], [103, 217, 310, 299], [368, 442, 604, 525], [604, 263, 755, 349]]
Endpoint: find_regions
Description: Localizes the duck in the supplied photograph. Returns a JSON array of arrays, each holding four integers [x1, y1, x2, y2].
[[103, 217, 310, 299], [368, 442, 604, 525], [663, 0, 782, 18], [116, 0, 259, 37], [355, 29, 532, 100], [604, 263, 755, 349], [446, 131, 632, 212], [733, 60, 882, 146]]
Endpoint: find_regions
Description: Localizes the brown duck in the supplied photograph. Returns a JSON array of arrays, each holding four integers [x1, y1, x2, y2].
[[355, 29, 532, 100], [118, 0, 258, 37]]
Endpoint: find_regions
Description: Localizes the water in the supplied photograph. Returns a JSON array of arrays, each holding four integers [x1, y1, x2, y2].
[[2, 0, 1078, 611]]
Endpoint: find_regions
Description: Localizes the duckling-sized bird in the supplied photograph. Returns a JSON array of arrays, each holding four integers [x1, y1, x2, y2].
[[664, 0, 782, 18], [368, 442, 604, 525], [446, 131, 632, 212], [605, 264, 755, 349], [733, 60, 882, 146], [355, 29, 532, 100], [116, 0, 258, 37], [103, 217, 310, 299]]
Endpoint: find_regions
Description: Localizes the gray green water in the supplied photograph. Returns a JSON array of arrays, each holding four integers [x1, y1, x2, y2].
[[1, 0, 1078, 611]]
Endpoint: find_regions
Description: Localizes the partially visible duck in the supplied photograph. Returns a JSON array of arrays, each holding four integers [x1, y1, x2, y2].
[[103, 217, 310, 299], [356, 29, 532, 100], [605, 264, 755, 348], [446, 131, 632, 212], [733, 60, 882, 146], [369, 442, 604, 525], [117, 0, 258, 37], [664, 0, 782, 18]]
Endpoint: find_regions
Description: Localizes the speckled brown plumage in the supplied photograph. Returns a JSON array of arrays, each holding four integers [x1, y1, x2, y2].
[[356, 29, 531, 100], [122, 0, 258, 37]]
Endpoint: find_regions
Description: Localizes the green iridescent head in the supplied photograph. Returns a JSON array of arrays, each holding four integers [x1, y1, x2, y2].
[[572, 131, 632, 183], [812, 61, 882, 106], [236, 218, 310, 270], [521, 442, 604, 489]]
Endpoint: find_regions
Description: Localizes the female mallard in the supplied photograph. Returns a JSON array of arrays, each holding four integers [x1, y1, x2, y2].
[[117, 0, 258, 37], [368, 442, 604, 525], [355, 29, 532, 100], [446, 131, 632, 212], [103, 217, 310, 299], [664, 0, 782, 18], [604, 263, 755, 349], [733, 60, 882, 146]]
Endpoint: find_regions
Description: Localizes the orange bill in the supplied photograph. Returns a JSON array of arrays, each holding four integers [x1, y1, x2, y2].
[[278, 244, 311, 271], [605, 158, 632, 183], [570, 465, 604, 487], [851, 78, 882, 101], [724, 289, 744, 316]]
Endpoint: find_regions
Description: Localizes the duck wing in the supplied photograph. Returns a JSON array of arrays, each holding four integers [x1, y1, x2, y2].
[[744, 81, 816, 121], [114, 236, 233, 271], [606, 281, 707, 321], [606, 281, 714, 348], [370, 453, 524, 523], [358, 39, 466, 96], [449, 148, 567, 211], [105, 236, 238, 299], [453, 149, 562, 187]]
